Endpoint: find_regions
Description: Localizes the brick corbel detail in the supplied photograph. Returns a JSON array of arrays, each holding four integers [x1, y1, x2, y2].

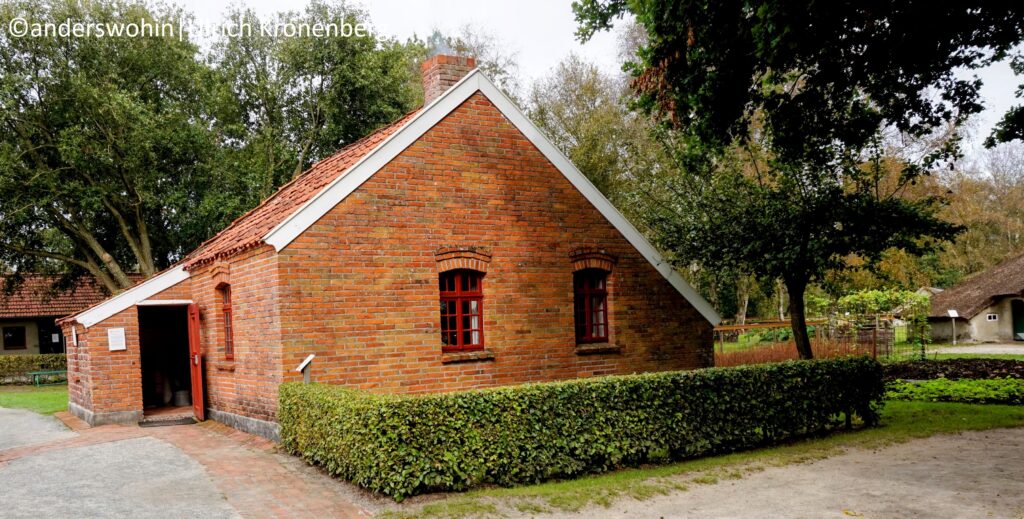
[[569, 247, 617, 272], [435, 246, 492, 273], [211, 261, 231, 288]]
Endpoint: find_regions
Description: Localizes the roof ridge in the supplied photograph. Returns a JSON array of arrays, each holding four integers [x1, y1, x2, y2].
[[184, 109, 421, 267]]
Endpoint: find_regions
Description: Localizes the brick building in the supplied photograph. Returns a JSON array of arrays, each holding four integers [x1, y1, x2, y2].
[[59, 55, 719, 440], [1, 275, 112, 356]]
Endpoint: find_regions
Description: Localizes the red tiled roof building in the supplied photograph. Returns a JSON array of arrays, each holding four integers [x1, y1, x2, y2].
[[59, 55, 719, 437]]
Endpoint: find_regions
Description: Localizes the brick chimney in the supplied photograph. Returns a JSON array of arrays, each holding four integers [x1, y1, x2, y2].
[[421, 54, 476, 105]]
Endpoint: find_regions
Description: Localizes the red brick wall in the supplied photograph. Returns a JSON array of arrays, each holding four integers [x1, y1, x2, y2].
[[276, 93, 713, 394], [62, 321, 92, 412], [63, 280, 193, 416], [188, 247, 282, 423], [67, 92, 713, 425]]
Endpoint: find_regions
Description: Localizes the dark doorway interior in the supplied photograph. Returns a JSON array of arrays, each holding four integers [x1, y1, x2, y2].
[[138, 305, 192, 415], [1013, 300, 1024, 341], [37, 318, 64, 354]]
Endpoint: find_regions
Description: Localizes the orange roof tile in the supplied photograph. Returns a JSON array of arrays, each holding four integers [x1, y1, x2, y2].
[[184, 110, 420, 269], [0, 275, 113, 319]]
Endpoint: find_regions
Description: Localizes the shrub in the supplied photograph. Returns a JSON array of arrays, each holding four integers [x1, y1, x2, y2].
[[0, 354, 66, 384], [887, 378, 1024, 405], [280, 358, 884, 500]]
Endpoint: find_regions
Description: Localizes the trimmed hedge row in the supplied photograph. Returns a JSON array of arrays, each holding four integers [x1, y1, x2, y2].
[[0, 353, 66, 384], [280, 357, 884, 500]]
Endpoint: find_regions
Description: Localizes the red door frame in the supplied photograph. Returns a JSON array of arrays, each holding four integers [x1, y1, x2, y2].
[[187, 303, 205, 420]]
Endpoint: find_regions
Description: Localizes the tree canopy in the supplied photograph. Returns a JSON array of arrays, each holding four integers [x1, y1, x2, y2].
[[0, 0, 420, 292], [575, 0, 1024, 358]]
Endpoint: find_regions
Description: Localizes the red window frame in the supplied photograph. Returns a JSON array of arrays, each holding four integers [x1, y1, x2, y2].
[[574, 269, 609, 343], [439, 270, 484, 352], [219, 285, 234, 360]]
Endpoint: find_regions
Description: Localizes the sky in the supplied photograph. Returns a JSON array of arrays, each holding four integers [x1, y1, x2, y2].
[[176, 0, 1018, 160]]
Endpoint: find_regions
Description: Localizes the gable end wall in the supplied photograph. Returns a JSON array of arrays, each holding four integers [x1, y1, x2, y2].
[[277, 92, 713, 393]]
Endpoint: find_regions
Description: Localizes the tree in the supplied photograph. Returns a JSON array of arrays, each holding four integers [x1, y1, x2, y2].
[[527, 55, 632, 200], [211, 1, 421, 184], [574, 1, 1023, 358], [0, 0, 216, 290], [0, 0, 422, 293]]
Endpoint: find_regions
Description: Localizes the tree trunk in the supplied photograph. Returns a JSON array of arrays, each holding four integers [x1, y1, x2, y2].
[[777, 278, 786, 321], [736, 274, 752, 325], [785, 276, 814, 360]]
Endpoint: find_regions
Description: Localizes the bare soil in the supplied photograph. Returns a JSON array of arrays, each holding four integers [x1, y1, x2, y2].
[[884, 358, 1024, 381]]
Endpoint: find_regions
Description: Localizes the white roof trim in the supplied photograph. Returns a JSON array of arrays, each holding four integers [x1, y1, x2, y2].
[[136, 299, 193, 306], [74, 266, 189, 328], [262, 71, 721, 325]]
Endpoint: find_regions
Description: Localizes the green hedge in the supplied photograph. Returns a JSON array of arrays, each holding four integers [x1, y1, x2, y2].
[[0, 354, 66, 384], [887, 378, 1024, 405], [280, 357, 884, 500]]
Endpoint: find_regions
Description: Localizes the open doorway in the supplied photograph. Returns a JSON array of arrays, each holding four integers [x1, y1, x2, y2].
[[1012, 300, 1024, 341], [138, 305, 193, 421]]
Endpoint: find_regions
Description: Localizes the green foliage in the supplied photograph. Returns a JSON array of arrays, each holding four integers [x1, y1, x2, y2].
[[0, 0, 213, 287], [804, 294, 831, 317], [0, 385, 68, 415], [0, 354, 66, 384], [887, 378, 1024, 405], [280, 358, 884, 500], [527, 54, 667, 205], [836, 289, 926, 316], [837, 289, 931, 350], [0, 0, 420, 290], [572, 0, 1024, 358]]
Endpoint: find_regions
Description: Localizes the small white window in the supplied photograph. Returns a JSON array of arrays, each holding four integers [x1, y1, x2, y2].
[[987, 314, 998, 322]]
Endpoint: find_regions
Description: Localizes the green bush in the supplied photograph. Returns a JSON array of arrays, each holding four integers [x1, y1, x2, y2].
[[887, 378, 1024, 405], [0, 354, 66, 384], [280, 357, 884, 500]]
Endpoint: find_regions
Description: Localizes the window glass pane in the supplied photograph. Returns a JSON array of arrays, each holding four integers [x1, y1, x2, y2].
[[440, 272, 483, 349], [2, 326, 26, 349], [440, 274, 456, 292]]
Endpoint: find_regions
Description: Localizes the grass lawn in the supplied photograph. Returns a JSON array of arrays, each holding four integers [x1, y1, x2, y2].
[[0, 384, 68, 415], [381, 401, 1024, 518]]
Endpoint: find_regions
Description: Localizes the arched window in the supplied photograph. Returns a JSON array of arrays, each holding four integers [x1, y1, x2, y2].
[[574, 269, 609, 343], [218, 284, 234, 360], [439, 270, 484, 351]]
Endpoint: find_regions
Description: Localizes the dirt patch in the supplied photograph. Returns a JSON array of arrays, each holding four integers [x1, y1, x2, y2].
[[536, 428, 1024, 518], [883, 358, 1024, 382]]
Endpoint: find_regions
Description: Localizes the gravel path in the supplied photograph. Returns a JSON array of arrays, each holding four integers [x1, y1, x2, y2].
[[0, 408, 368, 518], [540, 428, 1024, 519], [0, 407, 76, 450], [932, 343, 1024, 355], [0, 436, 239, 519]]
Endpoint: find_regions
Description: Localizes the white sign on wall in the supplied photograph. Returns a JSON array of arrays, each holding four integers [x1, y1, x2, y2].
[[51, 333, 60, 343], [72, 327, 78, 347], [107, 327, 126, 351]]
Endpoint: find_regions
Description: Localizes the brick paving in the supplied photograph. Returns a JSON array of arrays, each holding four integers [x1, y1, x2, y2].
[[1, 415, 368, 519]]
